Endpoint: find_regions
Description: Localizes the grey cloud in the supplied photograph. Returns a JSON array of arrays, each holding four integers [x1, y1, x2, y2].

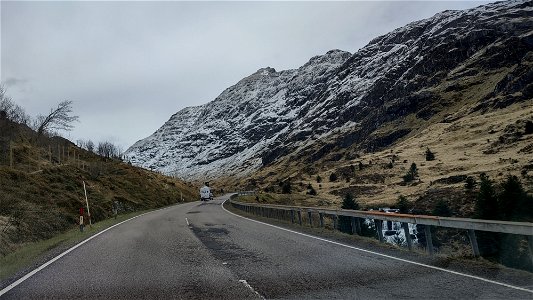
[[3, 77, 28, 87], [1, 1, 494, 150]]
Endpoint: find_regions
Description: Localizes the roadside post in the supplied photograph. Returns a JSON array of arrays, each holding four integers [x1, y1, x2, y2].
[[79, 207, 84, 232], [83, 181, 92, 227]]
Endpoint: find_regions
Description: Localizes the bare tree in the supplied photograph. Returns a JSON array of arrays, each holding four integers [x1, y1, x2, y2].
[[0, 85, 30, 125], [34, 100, 79, 137], [86, 140, 95, 153], [97, 141, 117, 158], [76, 139, 95, 152]]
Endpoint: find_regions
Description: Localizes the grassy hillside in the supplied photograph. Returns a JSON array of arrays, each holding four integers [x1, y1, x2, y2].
[[0, 117, 197, 257], [219, 101, 532, 218]]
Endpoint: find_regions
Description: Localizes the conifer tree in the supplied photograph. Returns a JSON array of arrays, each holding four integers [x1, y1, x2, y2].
[[339, 193, 359, 233]]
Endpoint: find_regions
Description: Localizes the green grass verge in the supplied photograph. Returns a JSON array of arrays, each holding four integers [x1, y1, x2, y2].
[[0, 209, 157, 282]]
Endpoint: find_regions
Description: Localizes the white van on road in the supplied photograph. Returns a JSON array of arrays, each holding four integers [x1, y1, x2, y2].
[[200, 185, 213, 201]]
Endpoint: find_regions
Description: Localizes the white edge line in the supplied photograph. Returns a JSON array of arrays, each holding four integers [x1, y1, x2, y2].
[[0, 205, 173, 297], [239, 279, 265, 299], [221, 199, 533, 294]]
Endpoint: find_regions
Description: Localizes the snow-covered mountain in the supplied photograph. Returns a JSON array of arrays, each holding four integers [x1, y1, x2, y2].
[[125, 0, 533, 180]]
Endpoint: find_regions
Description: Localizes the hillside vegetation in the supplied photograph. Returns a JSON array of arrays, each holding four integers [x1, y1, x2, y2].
[[0, 116, 196, 257]]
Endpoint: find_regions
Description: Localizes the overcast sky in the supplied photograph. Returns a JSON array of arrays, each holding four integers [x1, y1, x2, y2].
[[1, 1, 493, 150]]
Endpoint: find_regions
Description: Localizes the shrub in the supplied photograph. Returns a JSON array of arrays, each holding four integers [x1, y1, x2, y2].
[[306, 183, 317, 195], [432, 200, 452, 217], [425, 148, 435, 161], [396, 195, 410, 213], [474, 173, 498, 220], [339, 193, 360, 234], [329, 172, 338, 182], [281, 181, 291, 194], [465, 176, 476, 190], [316, 175, 322, 183], [499, 175, 532, 222], [525, 120, 533, 134], [402, 163, 418, 183]]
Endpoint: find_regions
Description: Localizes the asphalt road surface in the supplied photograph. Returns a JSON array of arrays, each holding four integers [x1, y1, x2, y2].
[[2, 195, 532, 299]]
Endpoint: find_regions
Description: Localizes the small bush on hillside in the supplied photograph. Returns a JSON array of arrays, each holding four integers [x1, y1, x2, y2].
[[525, 120, 533, 135], [402, 163, 419, 183], [499, 175, 532, 222], [432, 200, 452, 217], [339, 193, 360, 234], [306, 183, 317, 195], [281, 180, 291, 194], [316, 175, 322, 183], [425, 148, 435, 161], [465, 176, 476, 190], [396, 195, 410, 213], [474, 173, 498, 220], [329, 172, 338, 182]]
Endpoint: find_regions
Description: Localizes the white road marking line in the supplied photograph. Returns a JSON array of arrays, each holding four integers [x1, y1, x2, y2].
[[222, 199, 533, 294], [186, 218, 190, 226], [0, 205, 174, 297], [239, 279, 264, 299]]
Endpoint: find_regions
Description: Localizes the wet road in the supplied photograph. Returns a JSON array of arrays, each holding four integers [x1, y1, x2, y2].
[[2, 195, 532, 299]]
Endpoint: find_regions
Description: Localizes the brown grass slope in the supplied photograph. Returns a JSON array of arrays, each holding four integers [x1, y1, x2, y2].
[[217, 51, 533, 216], [0, 117, 196, 256]]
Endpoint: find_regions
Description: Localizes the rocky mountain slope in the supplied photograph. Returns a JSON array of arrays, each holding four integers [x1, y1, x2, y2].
[[125, 0, 533, 182]]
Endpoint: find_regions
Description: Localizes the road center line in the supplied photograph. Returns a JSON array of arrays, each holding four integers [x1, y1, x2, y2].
[[221, 199, 533, 294]]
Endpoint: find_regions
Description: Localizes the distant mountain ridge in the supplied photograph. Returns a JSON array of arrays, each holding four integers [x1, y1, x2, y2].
[[125, 0, 533, 180]]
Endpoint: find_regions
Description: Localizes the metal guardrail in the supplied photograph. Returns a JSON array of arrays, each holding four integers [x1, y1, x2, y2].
[[229, 199, 533, 259]]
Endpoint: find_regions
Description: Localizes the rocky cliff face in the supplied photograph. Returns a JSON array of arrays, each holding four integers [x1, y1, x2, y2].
[[125, 0, 533, 180]]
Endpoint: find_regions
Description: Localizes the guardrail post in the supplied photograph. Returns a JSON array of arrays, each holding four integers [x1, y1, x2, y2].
[[351, 217, 356, 235], [527, 235, 533, 263], [297, 210, 302, 226], [425, 225, 434, 256], [319, 213, 324, 228], [333, 215, 338, 231], [291, 210, 295, 224], [356, 218, 362, 235], [402, 222, 413, 251], [467, 229, 480, 257], [375, 219, 384, 242], [308, 211, 313, 227]]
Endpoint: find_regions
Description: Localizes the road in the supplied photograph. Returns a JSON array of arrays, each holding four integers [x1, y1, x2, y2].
[[2, 195, 532, 299]]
